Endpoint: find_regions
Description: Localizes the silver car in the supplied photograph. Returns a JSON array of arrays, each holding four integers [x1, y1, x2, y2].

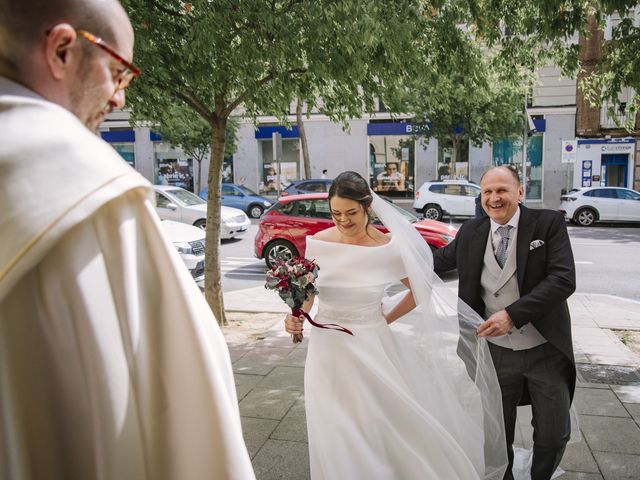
[[154, 185, 251, 239], [160, 220, 206, 281]]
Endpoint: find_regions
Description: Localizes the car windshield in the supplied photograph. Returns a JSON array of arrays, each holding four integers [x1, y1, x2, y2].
[[274, 196, 419, 224], [167, 189, 206, 206], [371, 201, 418, 224], [237, 185, 259, 196]]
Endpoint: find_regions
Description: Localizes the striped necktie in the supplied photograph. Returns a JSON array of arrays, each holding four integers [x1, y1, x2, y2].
[[495, 225, 513, 268]]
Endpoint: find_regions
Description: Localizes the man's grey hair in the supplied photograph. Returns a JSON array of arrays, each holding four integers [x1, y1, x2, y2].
[[0, 0, 117, 73]]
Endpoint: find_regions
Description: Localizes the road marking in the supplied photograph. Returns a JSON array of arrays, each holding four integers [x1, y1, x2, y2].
[[224, 271, 266, 277], [575, 261, 593, 264], [571, 242, 638, 246]]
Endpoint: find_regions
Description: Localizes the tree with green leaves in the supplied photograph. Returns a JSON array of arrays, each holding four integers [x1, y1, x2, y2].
[[122, 0, 426, 324], [412, 42, 527, 179], [467, 1, 640, 130], [387, 4, 529, 182]]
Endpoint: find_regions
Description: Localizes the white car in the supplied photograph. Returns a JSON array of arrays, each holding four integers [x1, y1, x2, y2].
[[413, 180, 481, 220], [154, 185, 251, 239], [160, 220, 205, 281], [559, 186, 640, 226]]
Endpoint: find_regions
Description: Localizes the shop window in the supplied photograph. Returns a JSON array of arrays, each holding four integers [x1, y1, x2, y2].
[[111, 143, 135, 167], [222, 156, 234, 183], [492, 133, 543, 200], [258, 138, 300, 195], [154, 142, 194, 192], [437, 139, 469, 181], [368, 136, 415, 198]]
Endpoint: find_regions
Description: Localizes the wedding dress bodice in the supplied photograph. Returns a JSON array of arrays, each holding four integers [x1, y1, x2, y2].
[[305, 236, 406, 327]]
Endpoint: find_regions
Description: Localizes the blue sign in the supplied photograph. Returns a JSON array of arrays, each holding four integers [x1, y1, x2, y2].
[[532, 118, 546, 133], [255, 125, 300, 139], [101, 130, 135, 142], [367, 122, 430, 136], [578, 138, 635, 145]]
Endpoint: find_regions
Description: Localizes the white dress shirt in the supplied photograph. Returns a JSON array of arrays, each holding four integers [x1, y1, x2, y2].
[[490, 206, 521, 255]]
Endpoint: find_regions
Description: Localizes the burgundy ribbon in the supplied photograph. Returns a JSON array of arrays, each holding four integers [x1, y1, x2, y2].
[[292, 308, 354, 336]]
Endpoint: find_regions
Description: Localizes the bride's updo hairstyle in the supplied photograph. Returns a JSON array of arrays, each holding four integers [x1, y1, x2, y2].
[[328, 171, 373, 227]]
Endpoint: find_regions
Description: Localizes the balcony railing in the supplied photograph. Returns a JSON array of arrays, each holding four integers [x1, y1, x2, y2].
[[601, 103, 631, 129]]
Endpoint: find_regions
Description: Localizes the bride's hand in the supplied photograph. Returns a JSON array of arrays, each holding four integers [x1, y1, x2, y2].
[[284, 313, 304, 335]]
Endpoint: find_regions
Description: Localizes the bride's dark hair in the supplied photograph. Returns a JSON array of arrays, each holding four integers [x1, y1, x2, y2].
[[328, 171, 373, 229], [328, 171, 373, 208]]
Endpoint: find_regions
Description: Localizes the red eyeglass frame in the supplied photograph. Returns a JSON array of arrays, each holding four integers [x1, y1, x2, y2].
[[76, 29, 140, 89]]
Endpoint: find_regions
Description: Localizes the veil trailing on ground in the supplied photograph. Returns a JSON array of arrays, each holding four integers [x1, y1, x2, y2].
[[371, 191, 508, 480]]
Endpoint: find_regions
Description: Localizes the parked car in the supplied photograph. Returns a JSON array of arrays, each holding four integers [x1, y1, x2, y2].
[[559, 186, 640, 226], [199, 183, 273, 218], [255, 193, 458, 267], [160, 220, 205, 281], [154, 185, 251, 239], [281, 179, 333, 195], [413, 180, 481, 220]]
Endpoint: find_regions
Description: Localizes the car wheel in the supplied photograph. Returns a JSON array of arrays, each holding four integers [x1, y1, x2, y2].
[[574, 208, 597, 227], [248, 204, 264, 219], [422, 204, 443, 221], [265, 240, 299, 268], [194, 219, 206, 230]]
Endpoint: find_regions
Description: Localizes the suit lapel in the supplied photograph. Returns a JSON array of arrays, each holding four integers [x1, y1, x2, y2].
[[516, 205, 536, 290], [469, 219, 490, 290]]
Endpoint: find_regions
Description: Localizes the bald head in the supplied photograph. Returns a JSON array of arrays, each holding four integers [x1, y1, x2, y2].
[[0, 0, 126, 77], [480, 165, 521, 186]]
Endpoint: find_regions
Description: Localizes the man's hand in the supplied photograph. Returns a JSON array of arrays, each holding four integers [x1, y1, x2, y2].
[[477, 309, 514, 337], [284, 313, 304, 335]]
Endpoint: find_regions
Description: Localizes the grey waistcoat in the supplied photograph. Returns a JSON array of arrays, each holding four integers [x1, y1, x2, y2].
[[481, 229, 547, 350]]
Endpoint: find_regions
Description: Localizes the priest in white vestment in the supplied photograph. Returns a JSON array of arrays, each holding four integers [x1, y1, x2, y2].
[[0, 1, 255, 478]]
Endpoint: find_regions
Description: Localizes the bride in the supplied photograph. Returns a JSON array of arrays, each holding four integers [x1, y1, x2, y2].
[[284, 171, 508, 479]]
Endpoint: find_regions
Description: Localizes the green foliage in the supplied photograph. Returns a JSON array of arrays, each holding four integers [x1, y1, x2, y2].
[[397, 3, 528, 152], [591, 9, 640, 129], [123, 0, 425, 125], [470, 0, 640, 131]]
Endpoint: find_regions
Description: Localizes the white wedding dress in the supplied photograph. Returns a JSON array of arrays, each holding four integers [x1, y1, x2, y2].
[[304, 236, 485, 479]]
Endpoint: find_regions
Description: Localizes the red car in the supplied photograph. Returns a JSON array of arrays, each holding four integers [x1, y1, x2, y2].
[[255, 193, 458, 267]]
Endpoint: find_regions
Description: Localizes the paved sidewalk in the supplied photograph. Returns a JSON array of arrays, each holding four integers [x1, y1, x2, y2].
[[223, 288, 640, 479]]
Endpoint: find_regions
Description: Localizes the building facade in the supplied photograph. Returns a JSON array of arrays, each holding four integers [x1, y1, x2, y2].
[[101, 16, 639, 210]]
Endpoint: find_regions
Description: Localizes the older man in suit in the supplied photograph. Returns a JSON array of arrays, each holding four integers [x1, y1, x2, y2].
[[433, 165, 576, 480]]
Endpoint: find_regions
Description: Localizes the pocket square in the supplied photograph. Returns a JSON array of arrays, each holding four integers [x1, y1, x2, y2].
[[529, 240, 545, 251]]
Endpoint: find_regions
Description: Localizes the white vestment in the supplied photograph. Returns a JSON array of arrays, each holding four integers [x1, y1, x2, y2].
[[0, 78, 255, 480]]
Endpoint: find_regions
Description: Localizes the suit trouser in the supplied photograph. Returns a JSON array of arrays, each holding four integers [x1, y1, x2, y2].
[[488, 342, 573, 480]]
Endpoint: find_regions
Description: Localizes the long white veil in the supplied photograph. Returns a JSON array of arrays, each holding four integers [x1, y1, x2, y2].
[[371, 191, 508, 480]]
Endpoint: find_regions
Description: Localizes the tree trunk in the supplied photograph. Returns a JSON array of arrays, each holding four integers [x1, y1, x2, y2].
[[450, 136, 458, 178], [576, 15, 603, 136], [204, 116, 228, 325], [296, 99, 311, 179], [194, 156, 202, 194]]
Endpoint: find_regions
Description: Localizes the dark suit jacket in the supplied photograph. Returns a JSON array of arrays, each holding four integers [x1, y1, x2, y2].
[[433, 205, 577, 398]]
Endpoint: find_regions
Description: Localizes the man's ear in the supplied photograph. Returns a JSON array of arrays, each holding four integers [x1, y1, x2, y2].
[[43, 24, 79, 80]]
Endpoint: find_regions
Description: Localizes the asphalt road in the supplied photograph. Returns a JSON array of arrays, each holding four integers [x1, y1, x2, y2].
[[219, 216, 640, 302]]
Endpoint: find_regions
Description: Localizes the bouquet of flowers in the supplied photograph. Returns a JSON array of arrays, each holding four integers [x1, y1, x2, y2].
[[265, 256, 319, 343], [265, 256, 353, 343]]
